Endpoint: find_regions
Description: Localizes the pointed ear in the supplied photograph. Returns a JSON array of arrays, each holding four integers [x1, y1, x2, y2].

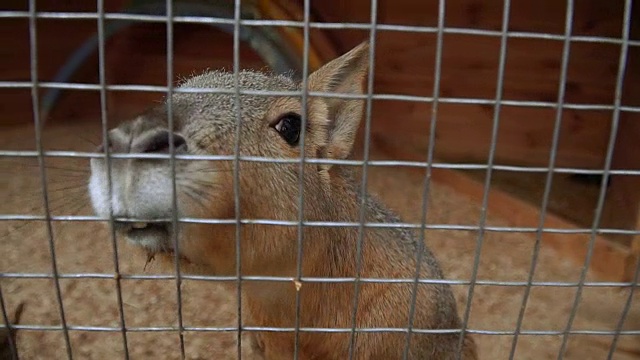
[[308, 41, 370, 168]]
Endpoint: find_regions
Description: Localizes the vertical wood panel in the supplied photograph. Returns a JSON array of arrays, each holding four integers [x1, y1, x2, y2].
[[314, 0, 624, 168]]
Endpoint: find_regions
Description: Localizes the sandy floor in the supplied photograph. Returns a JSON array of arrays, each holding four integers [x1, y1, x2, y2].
[[1, 121, 639, 359]]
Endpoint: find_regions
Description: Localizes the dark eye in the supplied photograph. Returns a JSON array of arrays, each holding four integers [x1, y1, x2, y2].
[[273, 112, 301, 146]]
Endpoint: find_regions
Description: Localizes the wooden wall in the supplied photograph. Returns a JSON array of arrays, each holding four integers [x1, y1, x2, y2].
[[1, 1, 635, 169], [313, 0, 637, 169]]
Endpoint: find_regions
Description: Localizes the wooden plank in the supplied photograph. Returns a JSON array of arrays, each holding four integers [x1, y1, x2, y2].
[[367, 101, 611, 168], [312, 0, 625, 169]]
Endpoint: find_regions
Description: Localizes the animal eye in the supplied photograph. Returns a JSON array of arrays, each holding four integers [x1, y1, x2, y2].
[[273, 112, 301, 146]]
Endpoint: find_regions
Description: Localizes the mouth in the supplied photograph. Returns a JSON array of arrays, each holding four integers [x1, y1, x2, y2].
[[114, 221, 173, 252]]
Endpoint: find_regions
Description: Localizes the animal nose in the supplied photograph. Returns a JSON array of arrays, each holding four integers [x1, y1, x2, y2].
[[94, 130, 128, 153], [94, 129, 188, 154], [137, 130, 188, 154]]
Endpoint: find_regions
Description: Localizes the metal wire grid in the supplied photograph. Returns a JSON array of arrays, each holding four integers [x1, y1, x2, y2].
[[292, 0, 311, 357], [0, 0, 639, 359], [456, 0, 512, 356], [557, 0, 634, 357], [509, 0, 576, 357], [95, 0, 130, 359], [403, 1, 445, 357]]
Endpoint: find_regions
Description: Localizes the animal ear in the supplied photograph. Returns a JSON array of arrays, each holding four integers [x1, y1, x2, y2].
[[308, 41, 370, 168]]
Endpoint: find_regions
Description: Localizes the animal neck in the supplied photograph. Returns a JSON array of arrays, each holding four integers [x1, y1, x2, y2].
[[238, 172, 366, 327], [237, 167, 364, 279]]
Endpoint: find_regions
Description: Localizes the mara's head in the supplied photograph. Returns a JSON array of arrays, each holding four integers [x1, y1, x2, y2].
[[88, 42, 370, 259]]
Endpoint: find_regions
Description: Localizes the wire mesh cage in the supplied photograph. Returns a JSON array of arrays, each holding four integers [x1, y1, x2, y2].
[[1, 0, 639, 359]]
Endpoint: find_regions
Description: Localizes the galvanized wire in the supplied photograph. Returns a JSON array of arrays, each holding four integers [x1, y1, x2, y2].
[[1, 10, 640, 48], [290, 0, 313, 357], [27, 0, 73, 358], [3, 79, 640, 113], [6, 150, 640, 175], [163, 0, 187, 358], [3, 215, 640, 236], [1, 272, 638, 288], [232, 0, 244, 358], [4, 323, 639, 336], [556, 0, 634, 358], [0, 0, 638, 358], [402, 0, 446, 358], [3, 79, 640, 114], [456, 0, 512, 357], [508, 1, 575, 358], [292, 0, 311, 358], [347, 1, 379, 359], [96, 0, 130, 357]]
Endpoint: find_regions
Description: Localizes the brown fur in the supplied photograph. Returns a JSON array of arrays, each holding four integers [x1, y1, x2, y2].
[[88, 42, 478, 359]]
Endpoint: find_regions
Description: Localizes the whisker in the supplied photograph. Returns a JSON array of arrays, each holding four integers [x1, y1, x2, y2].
[[4, 198, 91, 247], [184, 168, 232, 174], [28, 165, 90, 174], [19, 186, 88, 203], [183, 176, 222, 186], [27, 179, 89, 191], [17, 196, 86, 212], [62, 200, 91, 219], [3, 218, 49, 240], [5, 159, 90, 171], [48, 200, 91, 219], [2, 222, 45, 245], [0, 171, 89, 182], [44, 184, 88, 193], [46, 175, 89, 183], [45, 197, 87, 216], [186, 180, 223, 192], [48, 203, 90, 230], [20, 189, 89, 216], [180, 185, 219, 200], [44, 183, 89, 194], [77, 135, 100, 147], [176, 173, 217, 185], [179, 185, 210, 213], [180, 180, 215, 198]]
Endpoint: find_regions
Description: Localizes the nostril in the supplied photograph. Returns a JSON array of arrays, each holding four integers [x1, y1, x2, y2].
[[172, 134, 187, 151], [142, 130, 188, 154]]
